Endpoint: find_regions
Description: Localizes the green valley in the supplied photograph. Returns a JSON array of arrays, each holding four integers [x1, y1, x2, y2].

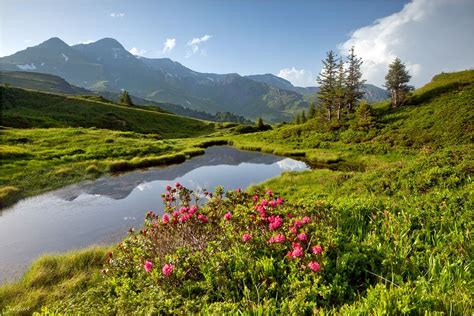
[[0, 69, 472, 314]]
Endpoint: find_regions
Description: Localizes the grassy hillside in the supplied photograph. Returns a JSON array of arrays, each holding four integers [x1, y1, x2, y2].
[[1, 71, 473, 314], [0, 86, 216, 138]]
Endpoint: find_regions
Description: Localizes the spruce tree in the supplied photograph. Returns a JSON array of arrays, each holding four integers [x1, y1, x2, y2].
[[295, 113, 301, 125], [345, 46, 365, 113], [317, 50, 338, 121], [334, 58, 347, 121], [384, 58, 413, 108], [301, 110, 307, 123], [119, 90, 133, 106], [256, 117, 264, 129], [353, 100, 376, 131], [308, 103, 316, 119]]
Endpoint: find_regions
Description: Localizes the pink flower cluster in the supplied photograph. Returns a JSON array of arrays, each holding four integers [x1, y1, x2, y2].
[[268, 233, 285, 244], [268, 215, 283, 230], [242, 233, 252, 242], [162, 263, 174, 277]]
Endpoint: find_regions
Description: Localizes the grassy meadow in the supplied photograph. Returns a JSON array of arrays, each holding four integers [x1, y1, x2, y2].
[[0, 70, 473, 314]]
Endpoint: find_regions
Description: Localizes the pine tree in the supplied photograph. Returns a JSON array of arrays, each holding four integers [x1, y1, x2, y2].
[[345, 46, 365, 114], [317, 50, 338, 121], [119, 90, 133, 106], [308, 103, 316, 119], [295, 113, 301, 125], [353, 100, 376, 131], [334, 58, 347, 121], [384, 58, 413, 108], [256, 117, 264, 129], [301, 110, 307, 123]]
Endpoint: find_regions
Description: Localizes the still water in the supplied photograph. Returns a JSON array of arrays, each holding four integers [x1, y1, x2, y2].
[[0, 146, 309, 283]]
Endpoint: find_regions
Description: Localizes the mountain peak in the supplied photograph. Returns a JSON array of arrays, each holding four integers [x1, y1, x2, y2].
[[38, 37, 70, 49], [90, 38, 125, 49]]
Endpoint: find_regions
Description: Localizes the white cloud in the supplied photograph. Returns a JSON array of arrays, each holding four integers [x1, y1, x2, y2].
[[110, 12, 125, 18], [24, 39, 31, 43], [339, 0, 474, 87], [162, 38, 176, 54], [277, 67, 315, 87], [128, 47, 147, 56], [186, 34, 212, 57], [78, 40, 94, 45]]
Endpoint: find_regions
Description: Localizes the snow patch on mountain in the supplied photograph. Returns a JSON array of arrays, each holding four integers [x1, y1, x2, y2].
[[61, 53, 69, 62], [16, 63, 36, 70]]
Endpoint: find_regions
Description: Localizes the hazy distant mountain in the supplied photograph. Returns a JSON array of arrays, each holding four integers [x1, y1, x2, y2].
[[245, 73, 388, 103], [0, 38, 307, 122], [0, 37, 387, 122], [0, 71, 252, 124]]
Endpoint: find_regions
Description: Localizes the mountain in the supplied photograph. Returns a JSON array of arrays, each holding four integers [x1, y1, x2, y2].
[[0, 38, 307, 122], [0, 71, 252, 124], [245, 73, 388, 103]]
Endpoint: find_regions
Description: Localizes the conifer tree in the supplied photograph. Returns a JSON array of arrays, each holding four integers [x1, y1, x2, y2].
[[308, 103, 316, 119], [301, 110, 307, 123], [256, 117, 264, 129], [317, 50, 338, 121], [119, 90, 133, 106], [384, 58, 413, 108], [295, 113, 301, 125], [334, 58, 347, 121], [353, 100, 376, 131], [345, 46, 365, 114]]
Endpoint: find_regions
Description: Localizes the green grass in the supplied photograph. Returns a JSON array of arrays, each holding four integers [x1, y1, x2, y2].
[[0, 86, 216, 138], [0, 70, 473, 314], [0, 127, 216, 208], [0, 247, 107, 316]]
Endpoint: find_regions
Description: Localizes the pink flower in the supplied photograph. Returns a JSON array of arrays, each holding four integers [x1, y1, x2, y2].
[[242, 233, 252, 242], [261, 199, 269, 206], [197, 214, 209, 223], [253, 195, 259, 202], [162, 213, 170, 224], [179, 213, 191, 222], [276, 197, 284, 205], [269, 233, 285, 243], [236, 188, 241, 193], [297, 233, 308, 241], [165, 185, 172, 191], [144, 260, 153, 273], [172, 211, 179, 218], [162, 263, 174, 277], [269, 200, 278, 208], [292, 247, 303, 258], [175, 182, 182, 189], [287, 212, 293, 218], [224, 212, 232, 220], [266, 189, 273, 196], [302, 216, 311, 224], [312, 245, 323, 255], [294, 220, 303, 228], [188, 205, 198, 215], [308, 261, 321, 272], [290, 242, 304, 258], [290, 226, 298, 234], [268, 215, 283, 230], [179, 206, 188, 214]]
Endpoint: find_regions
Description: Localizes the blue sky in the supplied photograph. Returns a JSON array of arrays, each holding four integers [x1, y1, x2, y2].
[[1, 0, 473, 87]]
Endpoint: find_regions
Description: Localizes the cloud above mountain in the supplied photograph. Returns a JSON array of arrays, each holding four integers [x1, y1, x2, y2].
[[110, 12, 125, 18], [186, 34, 212, 57], [277, 67, 315, 87], [162, 38, 176, 54], [128, 47, 147, 56], [339, 0, 474, 87]]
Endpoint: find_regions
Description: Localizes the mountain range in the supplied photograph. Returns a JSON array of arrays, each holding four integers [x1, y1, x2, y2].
[[0, 37, 388, 122]]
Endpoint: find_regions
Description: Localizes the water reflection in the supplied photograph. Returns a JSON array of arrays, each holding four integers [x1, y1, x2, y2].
[[0, 146, 308, 283]]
